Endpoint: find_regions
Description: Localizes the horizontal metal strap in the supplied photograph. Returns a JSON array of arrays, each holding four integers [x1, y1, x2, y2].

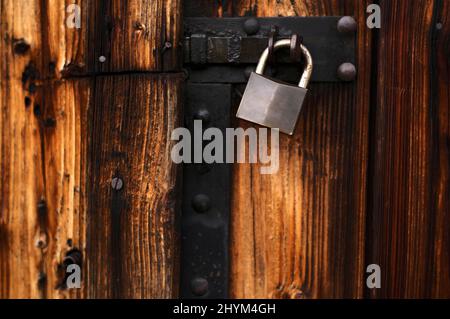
[[184, 17, 356, 82]]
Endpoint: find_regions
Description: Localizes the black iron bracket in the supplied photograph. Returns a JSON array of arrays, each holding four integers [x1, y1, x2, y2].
[[184, 17, 357, 83]]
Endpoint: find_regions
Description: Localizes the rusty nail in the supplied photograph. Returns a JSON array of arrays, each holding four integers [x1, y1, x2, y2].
[[337, 62, 357, 81], [111, 177, 124, 191], [243, 18, 260, 35], [337, 16, 357, 33], [192, 194, 211, 213], [13, 39, 30, 55], [191, 277, 208, 296]]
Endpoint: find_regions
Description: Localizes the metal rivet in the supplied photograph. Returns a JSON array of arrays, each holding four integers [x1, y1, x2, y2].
[[99, 56, 106, 63], [193, 109, 211, 125], [111, 177, 124, 191], [436, 23, 443, 30], [191, 277, 208, 296], [337, 16, 357, 33], [243, 18, 260, 35], [13, 39, 30, 55], [192, 194, 211, 213], [337, 62, 357, 81]]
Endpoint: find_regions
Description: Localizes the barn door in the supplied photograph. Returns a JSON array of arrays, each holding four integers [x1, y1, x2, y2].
[[182, 0, 450, 299], [1, 0, 449, 300]]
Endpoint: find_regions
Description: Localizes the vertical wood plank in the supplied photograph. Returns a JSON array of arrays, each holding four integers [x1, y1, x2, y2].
[[87, 74, 182, 298], [1, 0, 183, 298], [1, 0, 46, 298], [229, 0, 372, 299], [368, 0, 450, 298]]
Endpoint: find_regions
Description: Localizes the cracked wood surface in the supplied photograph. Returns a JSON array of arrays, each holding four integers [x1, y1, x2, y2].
[[0, 0, 182, 298]]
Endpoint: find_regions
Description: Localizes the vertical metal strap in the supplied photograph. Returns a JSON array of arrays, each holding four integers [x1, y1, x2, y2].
[[180, 84, 232, 298]]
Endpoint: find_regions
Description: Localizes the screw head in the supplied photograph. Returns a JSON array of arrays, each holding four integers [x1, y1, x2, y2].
[[243, 18, 260, 35], [337, 63, 357, 81], [191, 277, 208, 296], [192, 194, 211, 213], [337, 16, 357, 33], [111, 177, 124, 191]]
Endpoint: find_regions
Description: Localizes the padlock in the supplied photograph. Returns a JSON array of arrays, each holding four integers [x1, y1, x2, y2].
[[236, 39, 313, 135]]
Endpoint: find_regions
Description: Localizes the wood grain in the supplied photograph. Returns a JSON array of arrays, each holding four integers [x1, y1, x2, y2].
[[227, 0, 372, 298], [86, 74, 182, 299], [368, 0, 450, 298], [86, 0, 182, 73], [1, 0, 183, 298]]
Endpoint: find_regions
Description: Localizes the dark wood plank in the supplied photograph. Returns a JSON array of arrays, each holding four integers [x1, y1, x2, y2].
[[229, 0, 372, 298], [368, 0, 450, 298], [87, 74, 183, 298]]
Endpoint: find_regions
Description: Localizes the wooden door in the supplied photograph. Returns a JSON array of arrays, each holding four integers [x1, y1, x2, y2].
[[0, 0, 449, 299]]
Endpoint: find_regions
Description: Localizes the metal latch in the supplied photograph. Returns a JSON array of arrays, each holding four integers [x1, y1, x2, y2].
[[184, 17, 357, 83]]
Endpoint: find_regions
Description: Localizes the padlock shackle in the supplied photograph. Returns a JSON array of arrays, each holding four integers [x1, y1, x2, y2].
[[255, 39, 313, 89]]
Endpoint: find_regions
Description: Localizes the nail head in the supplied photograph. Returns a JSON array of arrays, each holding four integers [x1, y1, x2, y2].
[[337, 16, 357, 34], [191, 277, 208, 296], [337, 63, 357, 81], [192, 194, 211, 213], [243, 18, 260, 35]]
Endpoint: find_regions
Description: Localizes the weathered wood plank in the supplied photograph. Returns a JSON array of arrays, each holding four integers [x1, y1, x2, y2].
[[87, 74, 182, 299], [0, 0, 44, 297], [1, 0, 183, 298], [368, 0, 450, 298], [228, 0, 371, 298]]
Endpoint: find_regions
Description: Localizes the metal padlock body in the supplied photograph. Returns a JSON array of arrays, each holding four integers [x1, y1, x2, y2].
[[237, 73, 307, 135], [236, 39, 313, 135]]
